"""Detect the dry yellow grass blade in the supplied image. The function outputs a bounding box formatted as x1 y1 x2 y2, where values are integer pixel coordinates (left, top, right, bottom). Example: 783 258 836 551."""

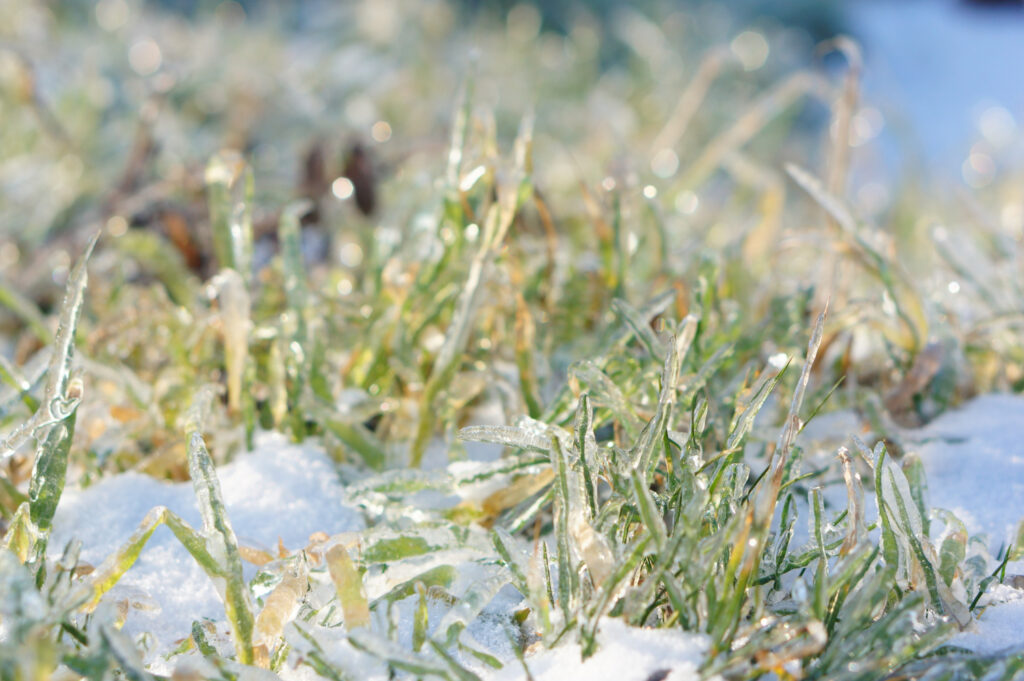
326 544 371 630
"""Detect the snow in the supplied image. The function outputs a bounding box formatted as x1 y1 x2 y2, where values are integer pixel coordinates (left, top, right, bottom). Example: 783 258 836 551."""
789 395 1024 550
956 600 1024 653
911 393 1024 548
951 567 1024 655
486 618 708 681
49 431 365 671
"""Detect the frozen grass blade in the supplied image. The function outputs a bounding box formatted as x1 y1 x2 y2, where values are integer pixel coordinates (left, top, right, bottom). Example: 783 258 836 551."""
611 298 666 359
573 393 599 520
542 290 675 423
568 361 643 437
457 424 554 453
633 318 695 477
26 408 77 559
492 529 531 597
205 151 254 279
837 446 864 555
1 233 96 461
877 449 971 627
373 564 456 606
315 402 388 471
209 268 250 416
347 628 453 678
186 430 256 663
434 571 510 651
810 488 828 621
278 200 312 313
3 236 94 567
326 544 370 630
760 305 827 514
254 561 308 667
550 434 576 618
725 362 785 452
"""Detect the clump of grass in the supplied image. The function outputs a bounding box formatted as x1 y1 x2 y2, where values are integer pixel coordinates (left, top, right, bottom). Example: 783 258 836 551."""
1 2 1023 680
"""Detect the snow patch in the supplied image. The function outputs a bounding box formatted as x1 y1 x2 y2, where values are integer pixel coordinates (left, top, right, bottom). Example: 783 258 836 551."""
913 393 1024 548
487 618 709 681
50 431 364 670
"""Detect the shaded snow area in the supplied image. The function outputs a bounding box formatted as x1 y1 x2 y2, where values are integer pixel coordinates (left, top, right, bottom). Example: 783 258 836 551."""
487 618 707 681
47 395 1024 678
952 571 1024 655
910 395 1024 657
912 393 1024 548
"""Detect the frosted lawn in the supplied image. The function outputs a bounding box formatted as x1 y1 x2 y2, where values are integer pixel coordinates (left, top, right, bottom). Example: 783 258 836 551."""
46 396 1024 679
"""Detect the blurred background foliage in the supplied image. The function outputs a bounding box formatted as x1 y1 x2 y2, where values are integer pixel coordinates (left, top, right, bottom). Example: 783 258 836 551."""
0 0 1022 474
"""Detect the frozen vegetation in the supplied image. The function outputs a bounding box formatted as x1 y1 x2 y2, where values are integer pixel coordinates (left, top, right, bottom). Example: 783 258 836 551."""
1 1 1024 680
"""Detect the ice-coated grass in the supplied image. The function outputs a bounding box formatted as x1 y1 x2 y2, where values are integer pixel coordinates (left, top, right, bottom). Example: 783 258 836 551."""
2 2 1024 680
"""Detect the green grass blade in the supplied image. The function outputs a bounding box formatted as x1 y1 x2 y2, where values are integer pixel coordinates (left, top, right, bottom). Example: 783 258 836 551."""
1 232 96 460
550 434 575 616
0 276 53 345
27 408 76 557
113 230 198 305
457 424 553 454
611 298 665 358
205 151 254 278
186 430 255 664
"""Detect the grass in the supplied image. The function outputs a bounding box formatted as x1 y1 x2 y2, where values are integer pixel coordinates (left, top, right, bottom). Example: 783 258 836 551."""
1 2 1024 680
